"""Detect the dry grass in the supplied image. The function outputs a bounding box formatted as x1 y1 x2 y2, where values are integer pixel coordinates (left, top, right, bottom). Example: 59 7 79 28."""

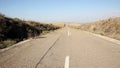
52 23 65 28
0 40 16 49
79 17 120 40
68 23 81 29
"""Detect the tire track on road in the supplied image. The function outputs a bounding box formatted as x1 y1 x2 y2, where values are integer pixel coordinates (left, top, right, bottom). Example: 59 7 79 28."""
35 35 62 68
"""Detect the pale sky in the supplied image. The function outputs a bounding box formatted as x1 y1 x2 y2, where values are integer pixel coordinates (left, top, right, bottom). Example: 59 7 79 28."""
0 0 120 23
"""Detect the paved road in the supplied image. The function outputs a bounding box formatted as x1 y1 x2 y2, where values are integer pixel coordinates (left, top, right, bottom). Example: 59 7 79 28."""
0 27 120 68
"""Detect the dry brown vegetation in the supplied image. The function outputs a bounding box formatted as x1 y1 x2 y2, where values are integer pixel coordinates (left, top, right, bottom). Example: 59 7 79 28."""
79 17 120 40
0 13 60 49
68 23 81 29
52 23 65 28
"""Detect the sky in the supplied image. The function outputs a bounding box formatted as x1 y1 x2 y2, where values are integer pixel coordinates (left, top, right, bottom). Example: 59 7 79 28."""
0 0 120 23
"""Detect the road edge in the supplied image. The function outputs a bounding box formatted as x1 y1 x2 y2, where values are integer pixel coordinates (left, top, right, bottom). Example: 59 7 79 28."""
0 38 32 53
0 29 61 53
83 31 120 45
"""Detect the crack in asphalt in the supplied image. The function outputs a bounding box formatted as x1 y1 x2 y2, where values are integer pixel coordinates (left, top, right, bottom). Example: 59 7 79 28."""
35 35 61 68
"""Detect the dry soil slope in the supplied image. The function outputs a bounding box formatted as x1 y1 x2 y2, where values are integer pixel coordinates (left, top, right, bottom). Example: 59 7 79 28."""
79 17 120 40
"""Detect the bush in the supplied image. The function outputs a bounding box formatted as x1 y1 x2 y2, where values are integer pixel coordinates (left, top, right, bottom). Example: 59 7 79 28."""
0 13 5 17
0 13 60 49
0 40 16 49
0 43 7 49
42 30 50 35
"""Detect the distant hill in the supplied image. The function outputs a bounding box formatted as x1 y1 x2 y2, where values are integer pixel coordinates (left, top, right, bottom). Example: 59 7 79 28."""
79 17 120 40
0 13 60 49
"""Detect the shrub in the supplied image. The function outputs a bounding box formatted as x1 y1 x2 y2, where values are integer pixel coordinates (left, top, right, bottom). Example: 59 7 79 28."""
0 40 16 49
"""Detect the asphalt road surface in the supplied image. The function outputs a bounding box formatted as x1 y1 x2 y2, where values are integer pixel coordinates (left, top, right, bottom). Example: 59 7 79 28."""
0 27 120 68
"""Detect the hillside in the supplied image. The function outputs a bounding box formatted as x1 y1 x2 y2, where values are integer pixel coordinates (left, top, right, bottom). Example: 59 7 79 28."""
79 17 120 40
0 14 60 49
